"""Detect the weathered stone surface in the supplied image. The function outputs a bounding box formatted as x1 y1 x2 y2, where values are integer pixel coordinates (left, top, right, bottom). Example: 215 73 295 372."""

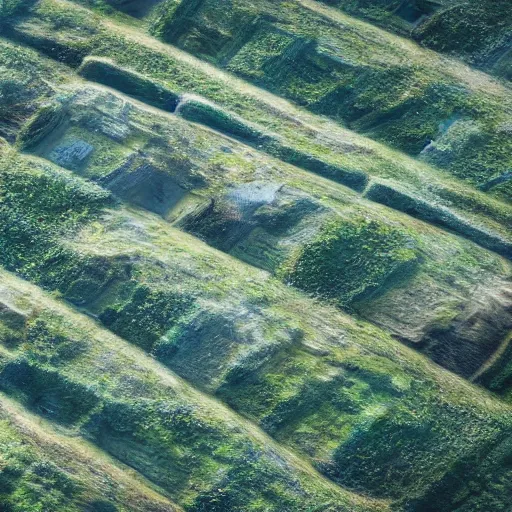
49 139 94 169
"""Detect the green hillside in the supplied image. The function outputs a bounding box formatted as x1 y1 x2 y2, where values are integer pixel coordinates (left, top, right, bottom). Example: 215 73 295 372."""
317 0 512 81
0 0 511 510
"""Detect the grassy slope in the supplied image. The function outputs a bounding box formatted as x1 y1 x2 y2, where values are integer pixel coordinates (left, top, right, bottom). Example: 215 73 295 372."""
0 1 511 511
0 394 182 512
138 0 512 196
315 0 512 79
5 0 512 216
1 6 511 382
7 56 510 382
0 140 511 509
0 270 383 512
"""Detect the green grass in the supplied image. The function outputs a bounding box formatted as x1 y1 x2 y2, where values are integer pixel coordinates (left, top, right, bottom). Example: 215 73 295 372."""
0 146 511 509
4 76 511 383
0 270 387 512
280 216 418 307
315 0 511 81
0 398 182 512
0 3 511 510
147 0 512 194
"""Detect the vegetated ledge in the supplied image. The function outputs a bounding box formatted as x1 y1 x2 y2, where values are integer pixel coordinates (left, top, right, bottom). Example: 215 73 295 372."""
10 81 512 382
78 57 369 192
16 69 509 262
0 393 183 512
0 268 387 512
365 180 512 259
1 144 512 508
313 0 512 81
146 0 512 196
3 3 510 227
176 95 370 191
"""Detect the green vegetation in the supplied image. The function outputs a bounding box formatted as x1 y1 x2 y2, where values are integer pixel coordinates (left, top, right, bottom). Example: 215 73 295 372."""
0 149 112 278
0 398 182 512
0 1 510 510
281 217 418 307
317 0 512 80
0 424 80 512
0 270 388 512
177 97 268 143
79 57 180 111
3 74 511 383
365 181 512 258
100 285 196 351
5 0 511 209
0 145 510 509
0 0 34 19
414 0 512 79
148 0 512 194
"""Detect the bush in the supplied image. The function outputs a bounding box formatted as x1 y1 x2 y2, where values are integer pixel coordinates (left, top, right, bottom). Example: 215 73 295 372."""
79 58 180 112
178 98 268 144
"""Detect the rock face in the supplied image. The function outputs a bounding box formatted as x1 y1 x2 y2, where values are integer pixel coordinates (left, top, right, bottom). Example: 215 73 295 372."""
49 139 94 169
101 161 188 216
0 1 511 511
362 278 512 378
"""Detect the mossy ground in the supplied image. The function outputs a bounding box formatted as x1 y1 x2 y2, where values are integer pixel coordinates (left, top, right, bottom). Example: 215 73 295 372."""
0 142 511 509
315 0 512 80
280 216 418 307
0 1 510 510
2 67 510 383
0 395 182 512
146 0 512 196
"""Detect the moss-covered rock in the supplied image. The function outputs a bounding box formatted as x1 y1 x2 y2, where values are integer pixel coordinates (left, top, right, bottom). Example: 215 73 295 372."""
0 5 511 510
0 397 182 512
100 285 195 351
177 96 268 143
79 57 180 111
413 0 512 78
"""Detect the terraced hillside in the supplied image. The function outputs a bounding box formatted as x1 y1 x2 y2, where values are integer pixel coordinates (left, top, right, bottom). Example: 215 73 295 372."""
0 0 511 510
316 0 512 81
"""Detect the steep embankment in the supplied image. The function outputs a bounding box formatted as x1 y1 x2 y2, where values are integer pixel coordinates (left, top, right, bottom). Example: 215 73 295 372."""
314 0 512 81
0 1 511 511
